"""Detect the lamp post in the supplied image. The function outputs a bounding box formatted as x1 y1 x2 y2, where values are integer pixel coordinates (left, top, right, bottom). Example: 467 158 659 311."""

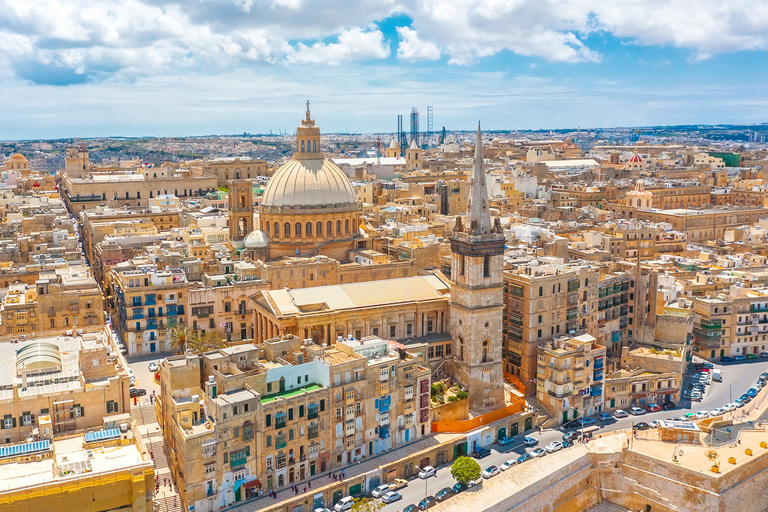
414 466 428 502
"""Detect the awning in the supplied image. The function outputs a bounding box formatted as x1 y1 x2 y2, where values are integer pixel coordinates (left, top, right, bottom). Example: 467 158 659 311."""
244 478 261 489
234 480 244 493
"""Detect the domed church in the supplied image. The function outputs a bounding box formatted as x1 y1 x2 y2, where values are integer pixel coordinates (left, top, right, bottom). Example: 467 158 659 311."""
242 104 362 262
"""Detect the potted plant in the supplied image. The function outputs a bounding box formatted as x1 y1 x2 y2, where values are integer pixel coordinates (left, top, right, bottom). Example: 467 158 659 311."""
706 448 720 473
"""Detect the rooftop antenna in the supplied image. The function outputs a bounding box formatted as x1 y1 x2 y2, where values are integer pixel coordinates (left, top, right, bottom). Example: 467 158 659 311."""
376 136 381 165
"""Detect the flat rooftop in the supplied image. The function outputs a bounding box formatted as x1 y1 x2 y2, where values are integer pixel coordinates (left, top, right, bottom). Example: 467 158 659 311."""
261 383 323 404
0 432 147 492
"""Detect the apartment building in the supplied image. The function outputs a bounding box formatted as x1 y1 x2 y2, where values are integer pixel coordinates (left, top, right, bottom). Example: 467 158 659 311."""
0 328 130 444
536 333 606 424
158 335 429 512
604 346 684 410
108 264 191 354
596 273 631 356
503 263 599 394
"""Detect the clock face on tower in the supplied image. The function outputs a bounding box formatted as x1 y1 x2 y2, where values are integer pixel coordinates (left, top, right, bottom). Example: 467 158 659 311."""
483 292 492 304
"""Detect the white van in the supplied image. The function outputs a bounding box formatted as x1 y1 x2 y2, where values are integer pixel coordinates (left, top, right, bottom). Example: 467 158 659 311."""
334 496 354 512
712 369 722 382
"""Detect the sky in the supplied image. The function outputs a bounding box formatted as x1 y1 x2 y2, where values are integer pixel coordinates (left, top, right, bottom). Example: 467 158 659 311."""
2 0 768 139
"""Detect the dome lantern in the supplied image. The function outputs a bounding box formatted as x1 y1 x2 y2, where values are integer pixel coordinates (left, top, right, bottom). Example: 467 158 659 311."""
295 100 322 159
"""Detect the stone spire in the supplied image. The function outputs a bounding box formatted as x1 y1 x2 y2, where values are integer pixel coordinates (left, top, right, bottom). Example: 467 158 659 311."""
467 122 491 235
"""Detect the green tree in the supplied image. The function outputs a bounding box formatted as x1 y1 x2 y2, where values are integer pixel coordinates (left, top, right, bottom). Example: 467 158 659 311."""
169 324 198 354
189 331 228 353
450 456 481 484
351 497 383 512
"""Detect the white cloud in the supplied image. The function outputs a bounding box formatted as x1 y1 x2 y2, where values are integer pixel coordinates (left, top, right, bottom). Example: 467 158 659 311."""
287 28 390 65
396 27 440 61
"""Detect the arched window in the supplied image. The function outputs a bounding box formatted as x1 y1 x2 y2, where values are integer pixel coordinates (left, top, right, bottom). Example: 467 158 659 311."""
316 222 322 235
274 222 279 236
239 195 246 208
295 222 301 236
459 337 464 361
306 222 312 235
482 340 489 363
327 221 332 235
345 219 349 233
301 140 305 152
483 255 490 278
265 223 270 234
336 220 341 234
284 222 291 236
313 140 317 153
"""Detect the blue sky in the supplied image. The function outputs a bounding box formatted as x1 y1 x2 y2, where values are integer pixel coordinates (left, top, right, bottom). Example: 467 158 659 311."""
1 0 768 139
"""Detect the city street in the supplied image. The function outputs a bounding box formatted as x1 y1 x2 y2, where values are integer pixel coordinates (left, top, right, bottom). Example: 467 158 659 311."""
379 358 768 512
127 352 163 406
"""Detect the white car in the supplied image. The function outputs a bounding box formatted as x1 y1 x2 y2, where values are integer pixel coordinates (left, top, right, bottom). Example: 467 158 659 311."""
371 485 391 498
148 362 159 372
649 420 659 428
531 447 547 458
381 491 402 504
709 408 724 417
696 411 709 419
723 403 736 412
418 466 436 479
482 465 500 479
630 407 646 416
522 436 538 446
545 441 563 453
500 458 517 471
613 409 629 419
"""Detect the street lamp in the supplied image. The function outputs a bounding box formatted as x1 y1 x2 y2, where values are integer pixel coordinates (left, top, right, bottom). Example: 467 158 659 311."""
414 466 429 501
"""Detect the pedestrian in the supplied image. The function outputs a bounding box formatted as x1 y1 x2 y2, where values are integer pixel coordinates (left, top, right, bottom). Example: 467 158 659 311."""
303 486 307 493
294 487 299 496
308 481 311 489
341 469 345 478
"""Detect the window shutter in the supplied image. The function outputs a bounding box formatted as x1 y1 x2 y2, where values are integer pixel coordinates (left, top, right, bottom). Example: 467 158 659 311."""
320 399 325 411
80 407 85 417
375 398 379 409
246 446 250 456
288 408 293 421
299 405 304 417
31 414 35 424
70 410 74 419
265 414 271 427
12 417 16 428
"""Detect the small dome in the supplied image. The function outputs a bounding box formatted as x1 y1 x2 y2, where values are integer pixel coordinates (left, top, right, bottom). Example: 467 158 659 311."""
8 153 28 162
243 230 269 248
262 159 356 209
628 154 643 162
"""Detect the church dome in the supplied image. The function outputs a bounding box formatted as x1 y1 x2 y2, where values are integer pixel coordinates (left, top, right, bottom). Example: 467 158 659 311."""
243 229 269 248
261 158 356 209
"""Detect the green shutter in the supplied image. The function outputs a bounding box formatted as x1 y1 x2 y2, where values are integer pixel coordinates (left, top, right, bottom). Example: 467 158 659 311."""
40 408 49 415
299 405 304 417
320 399 325 411
288 408 293 421
246 445 250 457
223 452 229 463
11 417 16 428
265 414 271 427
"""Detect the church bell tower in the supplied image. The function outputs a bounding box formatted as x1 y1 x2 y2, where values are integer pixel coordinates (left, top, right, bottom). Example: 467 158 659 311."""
449 124 506 410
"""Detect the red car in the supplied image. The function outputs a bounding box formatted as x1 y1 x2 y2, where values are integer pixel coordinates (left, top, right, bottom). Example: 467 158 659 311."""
646 403 662 412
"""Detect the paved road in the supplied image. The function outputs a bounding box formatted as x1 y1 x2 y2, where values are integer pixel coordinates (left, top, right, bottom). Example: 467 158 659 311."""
127 352 163 406
379 358 768 512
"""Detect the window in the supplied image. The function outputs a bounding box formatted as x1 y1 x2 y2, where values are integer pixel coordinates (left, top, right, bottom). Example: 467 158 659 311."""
106 401 118 413
345 220 349 233
21 411 31 426
295 222 302 236
306 222 312 235
205 463 215 476
274 222 279 235
427 319 434 332
356 402 362 413
407 323 413 336
2 415 13 429
390 325 396 338
483 255 490 278
72 404 83 418
373 327 379 337
327 221 332 235
336 220 341 234
539 286 543 297
435 345 444 357
284 223 291 235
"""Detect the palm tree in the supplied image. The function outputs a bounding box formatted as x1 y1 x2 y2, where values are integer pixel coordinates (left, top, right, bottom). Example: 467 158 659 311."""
170 324 198 354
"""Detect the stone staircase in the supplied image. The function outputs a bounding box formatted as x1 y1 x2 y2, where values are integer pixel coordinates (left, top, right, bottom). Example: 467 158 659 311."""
139 425 184 512
619 473 679 511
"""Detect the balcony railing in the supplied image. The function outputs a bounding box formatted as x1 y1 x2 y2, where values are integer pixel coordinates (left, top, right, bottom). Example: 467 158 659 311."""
547 389 573 398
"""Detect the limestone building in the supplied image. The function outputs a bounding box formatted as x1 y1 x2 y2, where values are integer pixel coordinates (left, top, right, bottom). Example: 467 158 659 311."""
448 125 506 410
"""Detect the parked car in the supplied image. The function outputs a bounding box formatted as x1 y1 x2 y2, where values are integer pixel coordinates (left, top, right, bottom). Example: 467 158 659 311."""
418 466 436 479
761 372 768 380
630 407 646 416
335 497 355 512
680 413 696 421
500 458 517 471
710 408 725 417
696 411 710 419
531 447 547 458
723 403 736 412
382 492 403 504
649 420 659 428
403 505 418 512
545 441 564 453
522 436 538 446
517 452 533 464
598 412 613 422
721 356 735 363
482 465 500 479
147 361 159 372
746 353 758 360
314 508 332 512
633 422 650 431
662 402 677 410
417 497 436 510
451 482 467 494
646 403 662 412
735 355 746 361
372 485 392 498
562 432 577 443
748 387 759 398
389 479 408 491
761 352 768 358
472 447 491 459
434 488 454 502
130 388 147 398
613 409 629 419
497 436 515 446
561 439 573 448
